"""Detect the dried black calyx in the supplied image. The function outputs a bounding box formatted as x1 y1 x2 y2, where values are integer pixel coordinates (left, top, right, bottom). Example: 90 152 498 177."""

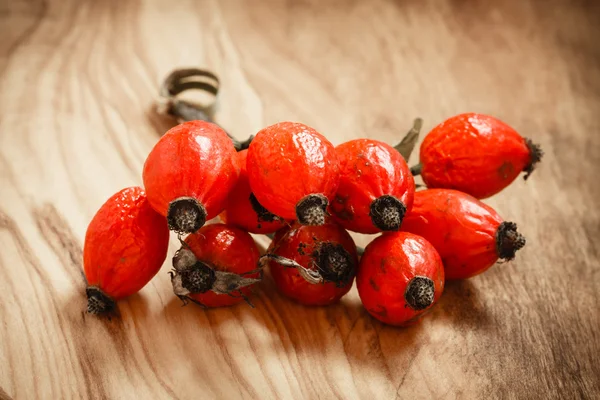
369 195 407 231
404 276 435 311
496 221 526 260
296 194 328 226
312 242 356 287
171 247 216 293
86 286 116 315
180 262 216 293
249 193 279 222
167 197 207 234
170 246 262 305
523 138 544 180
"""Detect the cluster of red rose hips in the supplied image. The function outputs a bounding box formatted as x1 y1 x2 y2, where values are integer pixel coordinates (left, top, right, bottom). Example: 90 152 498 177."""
83 112 542 326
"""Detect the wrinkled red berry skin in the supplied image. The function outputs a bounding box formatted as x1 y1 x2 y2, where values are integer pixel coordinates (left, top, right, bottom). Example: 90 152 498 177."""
220 150 287 234
401 189 504 280
267 222 358 306
247 122 340 220
357 232 444 326
420 113 531 199
143 120 239 219
332 139 415 233
83 187 170 299
186 224 261 307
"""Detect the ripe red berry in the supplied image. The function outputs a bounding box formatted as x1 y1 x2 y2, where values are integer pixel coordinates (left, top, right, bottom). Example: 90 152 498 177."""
419 113 543 199
84 187 170 314
357 232 444 326
401 189 526 280
264 222 358 306
247 122 340 225
170 224 261 307
331 139 415 233
220 150 287 234
143 120 239 233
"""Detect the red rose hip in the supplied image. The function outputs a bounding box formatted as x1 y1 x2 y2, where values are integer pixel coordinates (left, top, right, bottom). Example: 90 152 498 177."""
401 189 526 280
220 150 287 234
264 222 358 306
84 187 170 314
143 120 239 233
418 113 543 199
170 224 261 307
357 232 445 326
331 139 415 233
247 122 340 225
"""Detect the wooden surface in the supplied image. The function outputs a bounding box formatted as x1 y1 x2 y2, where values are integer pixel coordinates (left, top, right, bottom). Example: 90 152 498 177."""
1 0 599 399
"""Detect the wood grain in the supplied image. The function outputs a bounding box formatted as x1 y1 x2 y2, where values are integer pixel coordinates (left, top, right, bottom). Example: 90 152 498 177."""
1 0 599 398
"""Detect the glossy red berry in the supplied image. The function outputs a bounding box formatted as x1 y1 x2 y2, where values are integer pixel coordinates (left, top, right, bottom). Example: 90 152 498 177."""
220 150 287 234
84 187 170 314
170 224 261 308
143 120 239 233
357 232 444 326
264 222 358 306
247 122 340 225
401 189 526 280
331 139 415 233
419 113 543 199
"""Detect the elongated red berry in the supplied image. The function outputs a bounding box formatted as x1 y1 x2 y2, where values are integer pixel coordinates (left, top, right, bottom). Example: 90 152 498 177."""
220 150 287 234
247 122 340 225
357 232 444 326
84 187 170 314
401 189 526 280
264 222 358 306
331 139 415 233
143 120 239 233
170 224 261 308
419 113 543 199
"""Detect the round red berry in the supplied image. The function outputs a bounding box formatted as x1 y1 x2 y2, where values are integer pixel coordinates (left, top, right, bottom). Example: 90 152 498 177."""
331 139 415 233
357 232 444 326
247 122 340 225
170 223 261 308
265 222 358 306
143 120 239 233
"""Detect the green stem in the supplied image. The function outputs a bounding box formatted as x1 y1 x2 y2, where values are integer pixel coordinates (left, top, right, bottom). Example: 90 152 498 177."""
393 118 423 162
410 163 422 176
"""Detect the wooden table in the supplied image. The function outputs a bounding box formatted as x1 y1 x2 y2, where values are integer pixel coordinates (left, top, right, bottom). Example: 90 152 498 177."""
1 0 599 398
